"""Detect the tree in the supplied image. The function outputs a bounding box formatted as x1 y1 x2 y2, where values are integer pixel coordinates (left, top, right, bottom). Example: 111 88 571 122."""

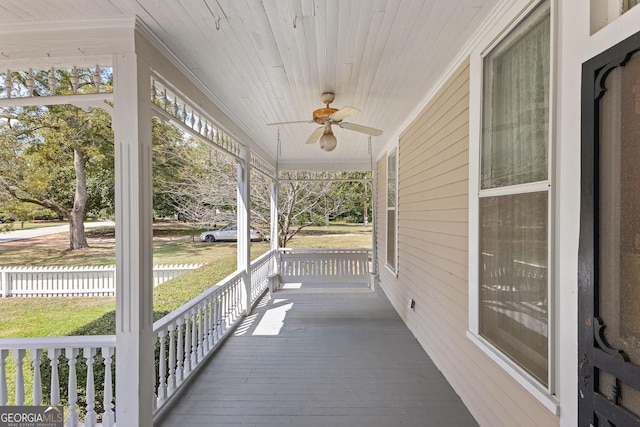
1 104 114 248
157 140 238 228
0 198 57 229
0 68 115 249
250 172 348 247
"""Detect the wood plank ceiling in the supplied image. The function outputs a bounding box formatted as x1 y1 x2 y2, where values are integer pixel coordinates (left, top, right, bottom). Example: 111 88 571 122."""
0 0 498 170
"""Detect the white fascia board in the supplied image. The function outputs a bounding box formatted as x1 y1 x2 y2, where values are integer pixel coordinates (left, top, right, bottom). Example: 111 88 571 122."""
0 17 135 68
133 18 276 168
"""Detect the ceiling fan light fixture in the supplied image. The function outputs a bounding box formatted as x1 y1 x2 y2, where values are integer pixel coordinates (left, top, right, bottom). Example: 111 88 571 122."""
320 128 337 152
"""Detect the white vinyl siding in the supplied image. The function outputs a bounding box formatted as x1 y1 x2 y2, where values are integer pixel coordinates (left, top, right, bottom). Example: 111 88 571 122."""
378 59 559 426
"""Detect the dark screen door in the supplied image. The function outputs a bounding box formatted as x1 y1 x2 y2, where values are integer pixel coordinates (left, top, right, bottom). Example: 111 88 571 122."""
579 32 640 426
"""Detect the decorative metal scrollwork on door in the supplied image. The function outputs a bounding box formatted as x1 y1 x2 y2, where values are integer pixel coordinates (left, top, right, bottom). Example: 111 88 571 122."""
579 31 640 427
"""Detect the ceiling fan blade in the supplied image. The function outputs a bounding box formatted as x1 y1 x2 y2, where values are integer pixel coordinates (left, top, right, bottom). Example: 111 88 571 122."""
305 126 324 144
267 120 314 126
329 106 360 122
338 122 383 136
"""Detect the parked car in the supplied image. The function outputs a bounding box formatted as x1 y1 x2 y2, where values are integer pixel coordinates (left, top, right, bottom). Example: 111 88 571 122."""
199 225 263 242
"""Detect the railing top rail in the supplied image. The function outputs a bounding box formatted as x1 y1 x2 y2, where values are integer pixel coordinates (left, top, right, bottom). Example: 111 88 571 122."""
0 335 115 349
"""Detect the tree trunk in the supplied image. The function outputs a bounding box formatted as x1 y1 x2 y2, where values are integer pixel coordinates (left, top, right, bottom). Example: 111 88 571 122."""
69 148 89 249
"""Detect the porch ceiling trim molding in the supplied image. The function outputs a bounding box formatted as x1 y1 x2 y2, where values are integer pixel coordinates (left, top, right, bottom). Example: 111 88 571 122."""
132 17 276 168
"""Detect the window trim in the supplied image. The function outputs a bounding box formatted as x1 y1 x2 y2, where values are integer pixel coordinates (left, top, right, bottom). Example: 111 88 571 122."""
386 148 398 274
467 0 559 414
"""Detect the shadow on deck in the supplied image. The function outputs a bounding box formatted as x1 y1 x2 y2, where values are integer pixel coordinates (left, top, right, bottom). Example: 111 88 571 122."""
155 282 478 427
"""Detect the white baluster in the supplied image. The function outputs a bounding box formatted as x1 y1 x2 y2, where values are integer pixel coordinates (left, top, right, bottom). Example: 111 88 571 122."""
25 69 35 96
0 350 8 405
152 346 157 412
197 304 204 360
206 300 213 350
167 324 176 393
233 282 239 320
235 281 241 319
157 331 167 405
190 309 198 367
227 286 233 326
227 281 238 320
47 348 61 405
183 314 191 377
12 349 25 405
29 348 43 405
175 319 184 384
4 70 12 98
65 348 79 427
48 67 58 95
101 347 114 427
213 292 221 343
216 292 222 342
221 289 227 331
162 89 168 110
83 348 97 427
70 66 79 94
92 65 101 92
151 79 156 102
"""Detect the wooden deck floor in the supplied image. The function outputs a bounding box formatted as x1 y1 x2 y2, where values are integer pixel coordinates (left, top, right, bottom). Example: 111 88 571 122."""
155 283 478 427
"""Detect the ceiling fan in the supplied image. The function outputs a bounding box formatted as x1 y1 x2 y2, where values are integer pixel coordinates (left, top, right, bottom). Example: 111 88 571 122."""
267 92 383 152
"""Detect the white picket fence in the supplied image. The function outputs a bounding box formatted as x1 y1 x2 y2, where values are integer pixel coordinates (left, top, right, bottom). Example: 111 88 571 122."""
0 264 202 298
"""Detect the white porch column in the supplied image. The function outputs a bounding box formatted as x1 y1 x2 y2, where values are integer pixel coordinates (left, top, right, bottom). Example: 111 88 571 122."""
113 53 154 427
370 172 378 291
237 147 251 314
270 179 279 251
270 179 279 283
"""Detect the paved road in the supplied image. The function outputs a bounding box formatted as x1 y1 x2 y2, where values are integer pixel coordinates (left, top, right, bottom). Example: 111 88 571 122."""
0 221 115 243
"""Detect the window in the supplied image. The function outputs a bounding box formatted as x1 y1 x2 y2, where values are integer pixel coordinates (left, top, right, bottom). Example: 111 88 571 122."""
470 0 554 396
386 149 397 272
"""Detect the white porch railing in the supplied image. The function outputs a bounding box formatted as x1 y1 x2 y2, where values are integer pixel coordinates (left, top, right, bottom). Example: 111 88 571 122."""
249 250 272 305
0 336 116 427
276 248 371 288
152 270 243 414
153 249 272 414
0 264 202 298
0 251 273 426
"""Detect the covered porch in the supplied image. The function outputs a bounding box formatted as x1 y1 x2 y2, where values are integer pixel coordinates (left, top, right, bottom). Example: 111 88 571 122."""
0 1 500 426
155 282 477 427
